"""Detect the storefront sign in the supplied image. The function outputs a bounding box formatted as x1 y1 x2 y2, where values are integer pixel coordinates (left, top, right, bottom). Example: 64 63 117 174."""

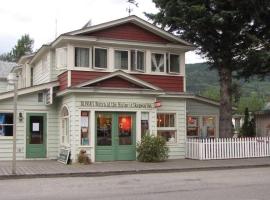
57 148 70 164
80 101 155 109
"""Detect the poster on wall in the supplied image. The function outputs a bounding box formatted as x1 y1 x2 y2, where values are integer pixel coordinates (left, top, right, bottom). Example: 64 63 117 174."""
32 123 40 132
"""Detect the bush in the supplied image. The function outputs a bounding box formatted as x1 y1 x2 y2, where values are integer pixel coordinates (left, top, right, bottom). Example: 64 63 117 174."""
77 149 91 164
136 135 169 162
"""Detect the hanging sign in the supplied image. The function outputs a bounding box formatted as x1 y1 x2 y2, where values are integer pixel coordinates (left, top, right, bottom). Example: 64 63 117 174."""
154 101 162 108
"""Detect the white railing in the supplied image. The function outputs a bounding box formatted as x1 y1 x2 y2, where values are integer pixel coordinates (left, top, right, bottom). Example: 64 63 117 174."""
186 137 270 160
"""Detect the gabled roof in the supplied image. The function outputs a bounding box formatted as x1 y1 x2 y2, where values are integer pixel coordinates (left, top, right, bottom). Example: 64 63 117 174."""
66 15 193 46
75 70 162 91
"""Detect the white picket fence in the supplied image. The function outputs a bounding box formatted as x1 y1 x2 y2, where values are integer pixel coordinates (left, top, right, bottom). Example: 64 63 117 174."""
186 137 270 160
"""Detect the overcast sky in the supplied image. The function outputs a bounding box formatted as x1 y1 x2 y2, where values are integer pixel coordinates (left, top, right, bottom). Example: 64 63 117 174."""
0 0 205 63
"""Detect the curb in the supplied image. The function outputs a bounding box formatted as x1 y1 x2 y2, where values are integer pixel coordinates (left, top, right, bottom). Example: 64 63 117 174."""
1 164 270 180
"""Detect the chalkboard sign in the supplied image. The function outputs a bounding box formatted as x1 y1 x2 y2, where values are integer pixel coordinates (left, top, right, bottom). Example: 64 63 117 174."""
58 148 70 164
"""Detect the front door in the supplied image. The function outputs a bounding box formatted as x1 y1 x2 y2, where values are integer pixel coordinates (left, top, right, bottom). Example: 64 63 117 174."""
95 112 136 161
26 113 47 158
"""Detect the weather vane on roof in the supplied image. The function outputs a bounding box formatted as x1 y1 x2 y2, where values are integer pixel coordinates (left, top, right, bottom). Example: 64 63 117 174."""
126 0 139 16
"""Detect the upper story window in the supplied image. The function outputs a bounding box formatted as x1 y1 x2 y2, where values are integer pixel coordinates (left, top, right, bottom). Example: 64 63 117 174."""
75 47 90 67
151 53 165 73
115 50 128 70
94 47 107 69
168 54 180 73
131 50 145 72
56 47 67 69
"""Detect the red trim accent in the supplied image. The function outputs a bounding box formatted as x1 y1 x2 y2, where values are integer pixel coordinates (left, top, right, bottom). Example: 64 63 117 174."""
68 71 183 92
80 23 170 43
58 71 68 91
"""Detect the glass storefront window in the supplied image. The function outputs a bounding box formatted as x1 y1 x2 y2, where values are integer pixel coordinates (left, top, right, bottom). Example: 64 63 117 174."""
187 116 199 137
203 116 216 137
81 111 90 145
97 114 112 146
157 113 176 143
141 112 149 138
118 115 132 145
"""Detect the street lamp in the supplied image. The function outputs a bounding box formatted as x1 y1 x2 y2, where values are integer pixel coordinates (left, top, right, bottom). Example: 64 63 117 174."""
7 72 19 175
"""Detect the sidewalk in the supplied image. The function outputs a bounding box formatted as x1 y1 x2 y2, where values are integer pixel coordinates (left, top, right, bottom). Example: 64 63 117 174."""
1 158 270 179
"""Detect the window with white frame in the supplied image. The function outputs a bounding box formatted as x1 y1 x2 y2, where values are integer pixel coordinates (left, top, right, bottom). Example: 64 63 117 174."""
94 47 107 68
0 113 13 137
61 106 69 145
151 53 165 72
157 113 176 143
168 54 180 73
187 116 199 137
81 111 90 145
141 112 149 139
115 50 128 70
75 47 90 67
131 50 145 72
56 47 67 69
203 116 216 137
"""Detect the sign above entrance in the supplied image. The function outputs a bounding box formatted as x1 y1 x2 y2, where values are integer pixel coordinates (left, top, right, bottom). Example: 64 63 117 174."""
80 101 155 109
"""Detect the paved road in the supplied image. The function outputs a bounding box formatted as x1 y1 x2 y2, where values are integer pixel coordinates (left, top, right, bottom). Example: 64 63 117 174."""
1 167 270 200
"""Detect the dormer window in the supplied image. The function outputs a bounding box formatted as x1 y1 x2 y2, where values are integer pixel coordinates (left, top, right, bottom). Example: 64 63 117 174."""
94 47 107 69
131 50 145 72
75 47 90 67
168 54 180 73
115 50 128 70
151 53 165 73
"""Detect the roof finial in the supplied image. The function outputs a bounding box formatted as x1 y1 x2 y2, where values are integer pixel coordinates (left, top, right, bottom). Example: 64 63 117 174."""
126 0 138 16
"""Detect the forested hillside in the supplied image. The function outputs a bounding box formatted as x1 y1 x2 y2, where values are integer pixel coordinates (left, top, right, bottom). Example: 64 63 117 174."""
186 63 270 98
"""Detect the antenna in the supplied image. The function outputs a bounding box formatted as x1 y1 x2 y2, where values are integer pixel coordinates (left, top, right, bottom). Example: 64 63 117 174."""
126 0 138 16
55 18 58 38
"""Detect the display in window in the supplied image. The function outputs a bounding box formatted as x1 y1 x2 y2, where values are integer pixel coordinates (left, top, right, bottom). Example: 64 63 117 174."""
81 111 90 145
203 116 216 137
0 113 13 136
157 130 176 143
97 114 112 146
141 112 149 138
118 116 132 145
187 116 199 137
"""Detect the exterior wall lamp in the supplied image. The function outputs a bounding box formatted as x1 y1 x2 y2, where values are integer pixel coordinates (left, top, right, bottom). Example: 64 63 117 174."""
19 112 23 122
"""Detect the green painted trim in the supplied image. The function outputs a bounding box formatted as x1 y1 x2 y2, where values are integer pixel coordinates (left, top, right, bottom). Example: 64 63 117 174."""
26 113 47 158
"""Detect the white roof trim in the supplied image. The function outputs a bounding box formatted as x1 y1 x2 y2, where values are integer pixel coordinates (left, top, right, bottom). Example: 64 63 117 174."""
57 87 165 97
0 81 59 101
75 70 163 91
67 15 193 46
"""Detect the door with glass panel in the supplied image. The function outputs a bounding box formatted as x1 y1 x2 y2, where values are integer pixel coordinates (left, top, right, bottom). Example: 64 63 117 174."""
95 112 136 161
26 113 47 158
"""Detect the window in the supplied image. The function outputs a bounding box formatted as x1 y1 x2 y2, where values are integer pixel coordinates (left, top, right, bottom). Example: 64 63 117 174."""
141 112 149 138
75 47 90 67
131 50 145 72
157 113 176 143
187 116 199 137
61 106 69 145
168 54 180 73
81 111 90 145
94 48 107 68
30 67 33 86
203 116 216 137
38 93 44 103
0 113 13 137
115 50 128 70
56 47 67 69
151 53 165 72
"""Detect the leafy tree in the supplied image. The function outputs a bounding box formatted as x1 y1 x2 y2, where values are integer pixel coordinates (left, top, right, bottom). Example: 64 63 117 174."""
0 34 34 62
201 86 220 101
237 92 266 114
147 0 270 137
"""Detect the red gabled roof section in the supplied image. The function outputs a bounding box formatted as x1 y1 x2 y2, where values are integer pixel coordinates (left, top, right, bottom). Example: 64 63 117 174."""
78 22 170 43
83 76 146 89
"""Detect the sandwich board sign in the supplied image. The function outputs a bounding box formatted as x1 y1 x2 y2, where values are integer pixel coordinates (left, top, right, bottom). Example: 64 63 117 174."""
58 148 70 164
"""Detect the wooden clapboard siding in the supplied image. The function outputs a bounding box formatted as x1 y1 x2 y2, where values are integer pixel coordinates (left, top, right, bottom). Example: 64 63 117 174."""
80 23 170 43
66 71 184 92
89 77 145 88
58 71 69 91
156 98 186 159
33 53 50 85
0 92 59 160
187 99 219 116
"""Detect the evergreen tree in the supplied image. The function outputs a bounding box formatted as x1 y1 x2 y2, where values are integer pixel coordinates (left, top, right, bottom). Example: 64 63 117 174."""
147 0 270 137
0 34 34 62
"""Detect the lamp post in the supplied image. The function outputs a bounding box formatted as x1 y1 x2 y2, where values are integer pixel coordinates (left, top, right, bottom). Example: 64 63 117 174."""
7 72 19 175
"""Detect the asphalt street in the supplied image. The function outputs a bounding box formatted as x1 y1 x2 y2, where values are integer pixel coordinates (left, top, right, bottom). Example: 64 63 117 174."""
1 167 270 200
